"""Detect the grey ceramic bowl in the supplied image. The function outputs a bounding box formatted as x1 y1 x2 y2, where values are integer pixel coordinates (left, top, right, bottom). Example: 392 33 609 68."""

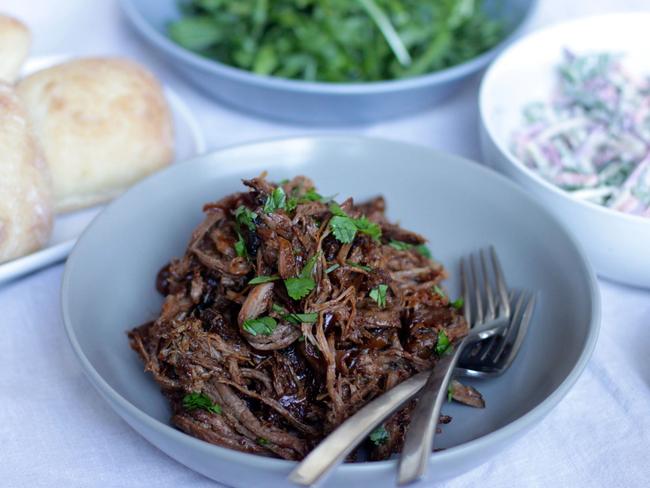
119 0 536 124
62 136 599 487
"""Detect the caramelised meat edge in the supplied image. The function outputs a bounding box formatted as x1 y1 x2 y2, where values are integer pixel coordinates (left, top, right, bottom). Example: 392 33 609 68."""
128 174 470 461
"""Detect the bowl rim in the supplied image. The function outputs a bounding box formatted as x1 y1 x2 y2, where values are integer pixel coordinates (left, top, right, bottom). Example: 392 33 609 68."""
61 134 600 476
479 12 650 226
119 0 538 95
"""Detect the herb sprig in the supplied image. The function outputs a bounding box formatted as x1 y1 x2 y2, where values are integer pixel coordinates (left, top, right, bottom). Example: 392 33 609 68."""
369 284 389 308
242 316 277 336
328 203 381 244
183 392 222 415
284 253 319 300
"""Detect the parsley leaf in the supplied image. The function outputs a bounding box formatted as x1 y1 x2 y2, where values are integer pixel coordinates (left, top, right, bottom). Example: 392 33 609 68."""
447 383 454 403
451 297 465 310
354 216 381 241
369 425 389 445
183 392 222 415
286 196 298 213
325 263 340 274
347 261 372 272
272 304 318 324
389 240 413 251
234 206 257 232
257 437 269 446
435 330 451 355
369 284 388 308
300 253 319 278
328 203 382 243
285 277 315 300
330 215 358 243
234 233 247 258
242 316 277 336
433 285 446 299
248 275 280 285
416 244 432 259
389 240 432 259
302 188 323 202
284 253 319 300
263 187 287 213
329 202 347 217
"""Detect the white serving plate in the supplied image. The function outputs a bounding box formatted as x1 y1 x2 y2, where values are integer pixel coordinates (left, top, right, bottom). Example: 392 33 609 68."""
0 54 205 286
479 13 650 288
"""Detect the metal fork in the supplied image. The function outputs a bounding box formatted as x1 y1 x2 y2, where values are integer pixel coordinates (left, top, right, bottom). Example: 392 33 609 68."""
289 248 535 487
396 247 513 485
457 290 536 379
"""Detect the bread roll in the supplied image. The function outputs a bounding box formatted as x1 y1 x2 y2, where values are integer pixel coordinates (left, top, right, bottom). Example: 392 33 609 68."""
0 14 30 83
16 58 174 212
0 83 53 263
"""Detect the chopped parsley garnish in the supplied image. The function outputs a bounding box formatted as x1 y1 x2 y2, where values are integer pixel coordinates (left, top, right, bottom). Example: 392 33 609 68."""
369 284 388 308
388 240 413 251
328 202 382 243
325 263 340 274
447 383 454 403
286 187 327 212
347 261 372 272
182 392 222 415
416 244 432 259
257 437 270 446
242 316 277 336
369 425 389 445
388 240 432 259
284 253 319 300
263 187 287 213
285 196 299 213
285 278 315 301
302 188 324 202
234 206 257 231
330 215 358 243
354 216 382 241
435 330 451 355
234 233 247 258
248 275 280 285
451 297 465 310
272 304 318 324
433 285 446 299
329 202 346 216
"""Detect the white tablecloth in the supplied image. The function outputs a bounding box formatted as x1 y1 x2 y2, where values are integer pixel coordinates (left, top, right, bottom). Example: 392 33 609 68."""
1 1 649 486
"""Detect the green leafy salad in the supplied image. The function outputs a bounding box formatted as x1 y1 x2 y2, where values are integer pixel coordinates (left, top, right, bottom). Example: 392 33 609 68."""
168 0 504 82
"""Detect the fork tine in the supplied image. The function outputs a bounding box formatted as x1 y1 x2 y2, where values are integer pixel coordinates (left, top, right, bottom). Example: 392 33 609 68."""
478 291 515 362
495 293 536 369
460 257 472 326
490 246 510 318
470 254 483 325
481 248 496 321
491 291 526 363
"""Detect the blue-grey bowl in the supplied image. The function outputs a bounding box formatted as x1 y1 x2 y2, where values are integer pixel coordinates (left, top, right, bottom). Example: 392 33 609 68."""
62 136 598 487
119 0 537 124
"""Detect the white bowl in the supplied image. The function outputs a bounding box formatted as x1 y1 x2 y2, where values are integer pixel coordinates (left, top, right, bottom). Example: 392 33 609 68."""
479 13 650 288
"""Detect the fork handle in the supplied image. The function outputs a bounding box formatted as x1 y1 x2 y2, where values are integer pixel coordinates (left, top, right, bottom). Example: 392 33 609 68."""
397 341 466 485
289 370 429 486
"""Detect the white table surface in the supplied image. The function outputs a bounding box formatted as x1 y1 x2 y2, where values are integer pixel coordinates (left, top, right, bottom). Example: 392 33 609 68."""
1 1 649 487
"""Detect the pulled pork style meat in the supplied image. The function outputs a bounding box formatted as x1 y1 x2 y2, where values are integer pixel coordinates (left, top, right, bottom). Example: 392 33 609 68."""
128 175 471 461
